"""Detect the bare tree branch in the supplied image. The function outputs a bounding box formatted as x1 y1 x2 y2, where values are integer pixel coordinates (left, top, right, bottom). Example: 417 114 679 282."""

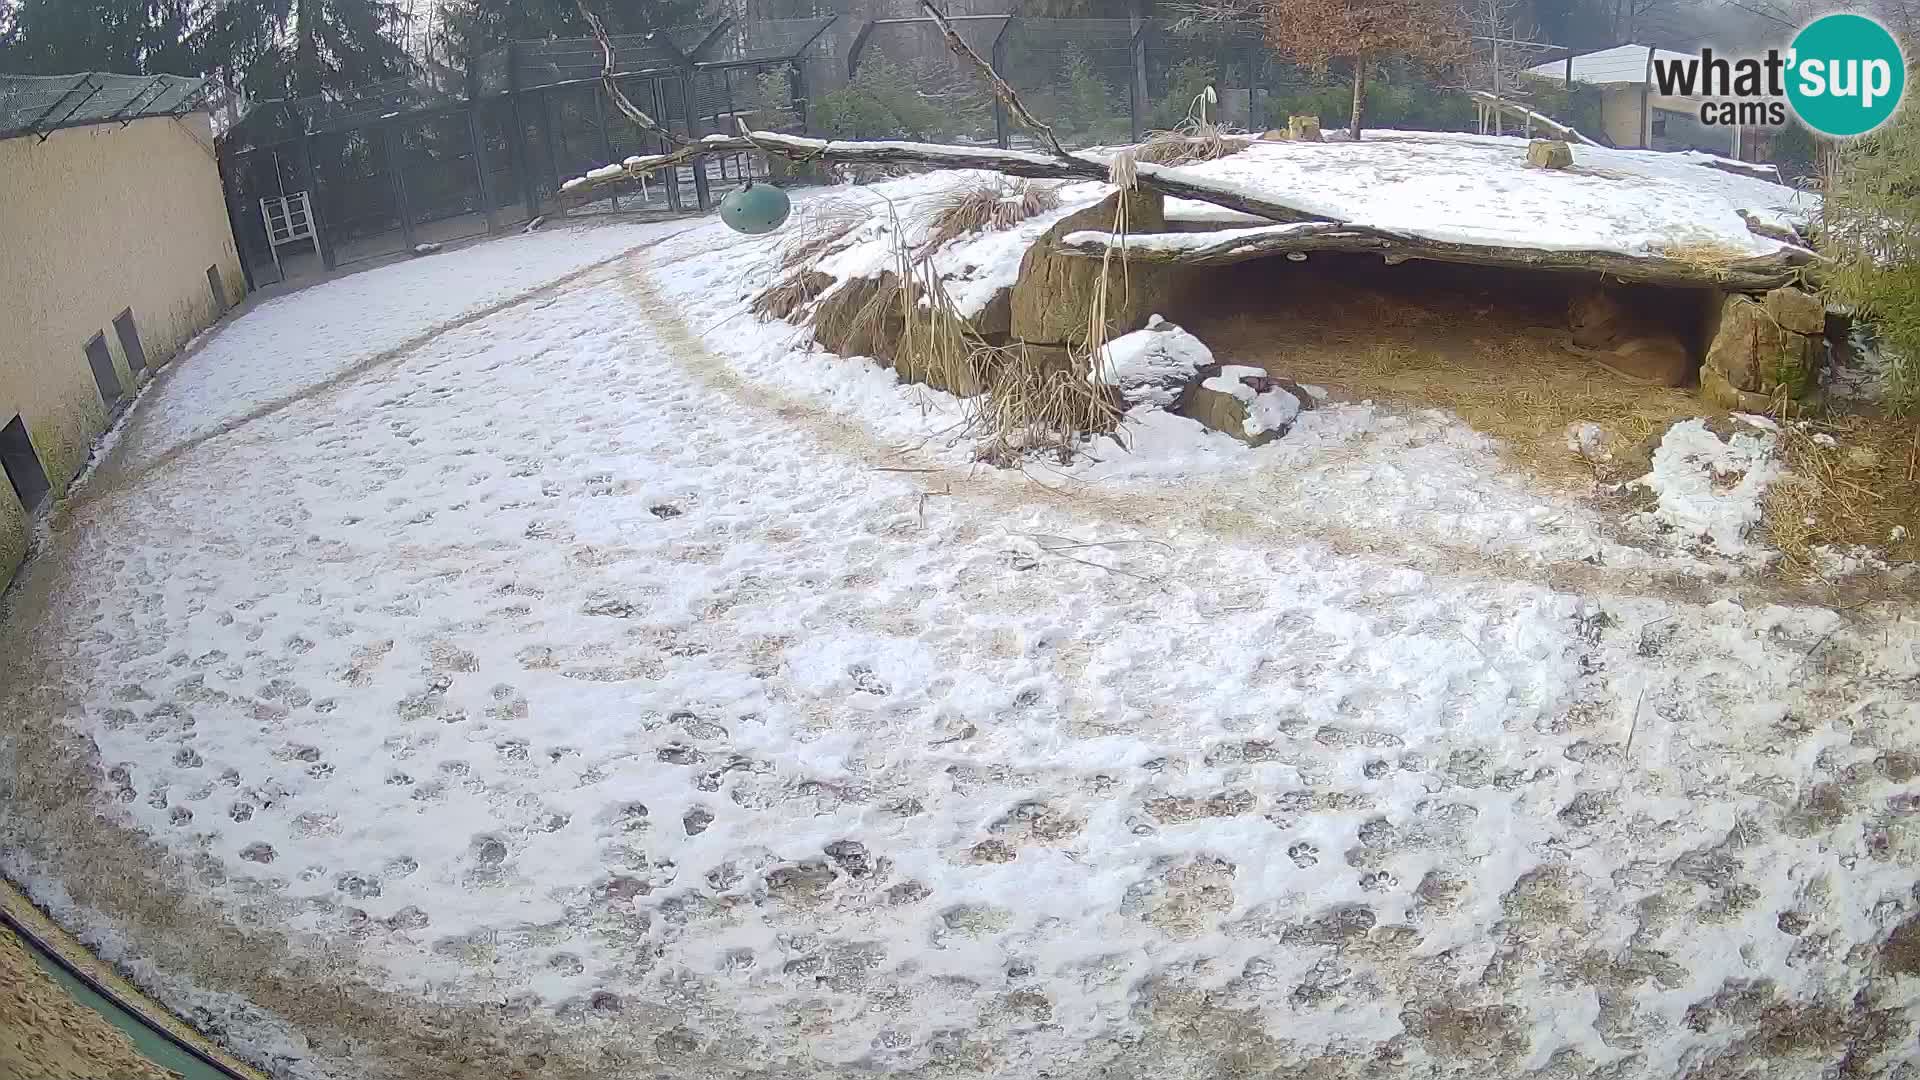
915 0 1072 162
557 131 1339 224
576 0 686 146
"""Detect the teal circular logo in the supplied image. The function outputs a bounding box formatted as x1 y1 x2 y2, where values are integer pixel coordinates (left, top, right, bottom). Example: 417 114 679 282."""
1786 14 1906 137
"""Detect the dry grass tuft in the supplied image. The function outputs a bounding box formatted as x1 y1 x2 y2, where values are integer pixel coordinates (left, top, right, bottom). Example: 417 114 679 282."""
748 197 871 324
750 270 834 322
1764 412 1920 578
1654 239 1764 272
919 177 1062 254
776 197 869 274
974 342 1125 465
1134 121 1253 167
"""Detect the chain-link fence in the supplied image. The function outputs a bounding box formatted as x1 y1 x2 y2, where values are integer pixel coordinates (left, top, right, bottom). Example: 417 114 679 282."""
216 15 1600 288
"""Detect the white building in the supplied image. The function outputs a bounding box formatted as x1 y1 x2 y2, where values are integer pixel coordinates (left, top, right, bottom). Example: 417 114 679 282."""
1523 43 1739 155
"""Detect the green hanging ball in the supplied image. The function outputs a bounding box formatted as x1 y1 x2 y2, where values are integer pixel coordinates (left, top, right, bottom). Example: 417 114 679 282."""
719 181 792 235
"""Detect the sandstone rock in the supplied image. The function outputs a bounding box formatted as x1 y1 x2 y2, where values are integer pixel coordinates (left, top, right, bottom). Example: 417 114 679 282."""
1764 286 1825 335
1526 140 1573 169
812 273 903 361
1011 189 1170 348
1700 365 1778 413
811 273 982 396
1176 364 1314 446
1704 292 1819 398
970 287 1012 339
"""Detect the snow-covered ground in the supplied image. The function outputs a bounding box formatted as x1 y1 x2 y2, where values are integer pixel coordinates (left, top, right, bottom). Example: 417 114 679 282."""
3 194 1918 1080
113 216 701 468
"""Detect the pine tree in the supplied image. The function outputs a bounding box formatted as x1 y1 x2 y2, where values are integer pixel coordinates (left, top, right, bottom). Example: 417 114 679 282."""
202 0 412 100
0 0 198 75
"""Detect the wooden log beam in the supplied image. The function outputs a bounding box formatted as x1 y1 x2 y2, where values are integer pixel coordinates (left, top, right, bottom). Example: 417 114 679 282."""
1466 91 1602 147
1052 223 1816 291
556 131 1335 224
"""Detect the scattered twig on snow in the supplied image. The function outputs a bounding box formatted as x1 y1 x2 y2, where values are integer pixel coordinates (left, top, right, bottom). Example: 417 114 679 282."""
1625 685 1645 756
874 466 941 473
917 485 951 529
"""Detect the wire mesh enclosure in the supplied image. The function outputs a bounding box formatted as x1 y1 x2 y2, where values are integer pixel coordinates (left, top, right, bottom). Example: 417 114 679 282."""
212 13 1586 290
0 72 209 140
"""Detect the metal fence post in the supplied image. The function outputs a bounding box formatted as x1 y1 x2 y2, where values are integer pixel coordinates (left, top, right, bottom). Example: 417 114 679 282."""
469 103 495 232
384 123 417 250
990 18 1013 149
685 68 712 210
790 61 809 134
594 83 619 211
298 120 336 270
1129 17 1148 141
540 88 566 218
508 41 537 221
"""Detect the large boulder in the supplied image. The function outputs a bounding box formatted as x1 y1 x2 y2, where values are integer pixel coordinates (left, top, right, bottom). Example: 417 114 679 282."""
812 273 905 361
1703 290 1820 399
1526 140 1574 169
1175 364 1315 446
1011 189 1171 348
1764 285 1825 335
810 273 982 396
1090 315 1214 409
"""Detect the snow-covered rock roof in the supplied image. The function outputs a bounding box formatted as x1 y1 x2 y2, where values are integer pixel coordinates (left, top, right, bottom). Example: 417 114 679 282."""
1160 130 1811 259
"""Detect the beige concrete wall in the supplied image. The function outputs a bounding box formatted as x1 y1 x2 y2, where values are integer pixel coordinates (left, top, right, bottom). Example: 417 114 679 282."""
0 112 242 583
1600 87 1647 147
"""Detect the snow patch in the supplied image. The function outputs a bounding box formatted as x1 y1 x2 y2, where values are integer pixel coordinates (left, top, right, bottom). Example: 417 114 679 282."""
1633 418 1781 554
1091 315 1212 408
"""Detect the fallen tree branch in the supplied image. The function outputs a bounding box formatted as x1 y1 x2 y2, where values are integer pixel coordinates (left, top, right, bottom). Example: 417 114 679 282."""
1466 91 1603 147
557 131 1334 223
1053 222 1817 290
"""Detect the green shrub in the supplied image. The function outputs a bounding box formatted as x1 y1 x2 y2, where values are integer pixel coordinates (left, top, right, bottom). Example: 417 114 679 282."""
1058 43 1128 144
740 70 798 132
1149 58 1216 131
1823 83 1920 408
819 54 991 142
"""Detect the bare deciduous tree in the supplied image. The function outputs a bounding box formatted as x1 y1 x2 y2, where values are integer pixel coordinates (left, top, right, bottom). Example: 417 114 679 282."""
1264 0 1469 139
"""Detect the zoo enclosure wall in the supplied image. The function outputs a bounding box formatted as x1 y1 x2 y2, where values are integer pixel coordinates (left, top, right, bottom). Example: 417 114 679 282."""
215 16 1600 290
0 105 244 589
